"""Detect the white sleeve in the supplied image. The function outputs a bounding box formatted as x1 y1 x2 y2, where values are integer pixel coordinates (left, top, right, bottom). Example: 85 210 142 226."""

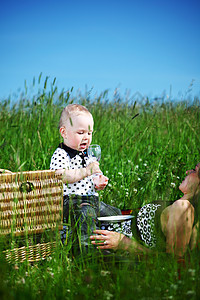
50 148 70 170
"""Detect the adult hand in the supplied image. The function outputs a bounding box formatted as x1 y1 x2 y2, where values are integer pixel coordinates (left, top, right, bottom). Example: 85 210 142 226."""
90 230 125 251
93 174 109 190
90 230 152 254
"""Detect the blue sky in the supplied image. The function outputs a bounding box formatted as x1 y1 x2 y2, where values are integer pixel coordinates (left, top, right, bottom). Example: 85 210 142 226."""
1 0 200 101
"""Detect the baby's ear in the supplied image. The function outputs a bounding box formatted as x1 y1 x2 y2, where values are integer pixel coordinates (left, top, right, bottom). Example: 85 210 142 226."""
60 126 66 138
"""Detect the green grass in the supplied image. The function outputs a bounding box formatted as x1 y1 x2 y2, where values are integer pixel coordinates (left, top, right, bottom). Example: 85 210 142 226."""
0 78 200 299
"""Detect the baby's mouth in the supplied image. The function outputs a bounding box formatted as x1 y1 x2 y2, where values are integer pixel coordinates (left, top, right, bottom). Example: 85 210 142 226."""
80 142 87 149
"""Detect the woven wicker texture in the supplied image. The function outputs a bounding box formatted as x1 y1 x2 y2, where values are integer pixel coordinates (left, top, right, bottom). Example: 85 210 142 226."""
3 241 57 263
0 170 63 262
0 170 63 236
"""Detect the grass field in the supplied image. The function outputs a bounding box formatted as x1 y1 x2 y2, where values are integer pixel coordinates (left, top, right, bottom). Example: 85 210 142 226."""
0 78 200 299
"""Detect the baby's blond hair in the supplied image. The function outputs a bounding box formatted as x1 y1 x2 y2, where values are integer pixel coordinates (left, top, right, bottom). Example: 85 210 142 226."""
59 104 92 128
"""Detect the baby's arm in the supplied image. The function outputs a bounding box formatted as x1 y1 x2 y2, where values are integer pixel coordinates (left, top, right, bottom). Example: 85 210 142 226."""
55 161 102 184
93 174 109 190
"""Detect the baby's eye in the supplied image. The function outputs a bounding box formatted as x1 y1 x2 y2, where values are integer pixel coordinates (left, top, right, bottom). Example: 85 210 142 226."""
88 132 93 135
77 132 84 135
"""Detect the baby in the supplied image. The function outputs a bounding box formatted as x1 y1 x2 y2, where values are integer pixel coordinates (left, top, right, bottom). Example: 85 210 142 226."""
50 104 121 252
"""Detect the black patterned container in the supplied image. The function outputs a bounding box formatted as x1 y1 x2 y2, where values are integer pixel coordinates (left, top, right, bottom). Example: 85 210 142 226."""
98 215 134 237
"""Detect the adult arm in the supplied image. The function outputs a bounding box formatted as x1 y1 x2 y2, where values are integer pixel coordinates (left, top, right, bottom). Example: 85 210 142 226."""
160 200 195 256
190 221 199 250
90 230 151 254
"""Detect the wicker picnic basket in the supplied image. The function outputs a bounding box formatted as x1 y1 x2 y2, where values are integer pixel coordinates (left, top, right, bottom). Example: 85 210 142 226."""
0 170 63 263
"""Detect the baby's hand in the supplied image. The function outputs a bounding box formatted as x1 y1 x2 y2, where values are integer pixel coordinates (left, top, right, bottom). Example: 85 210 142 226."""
86 162 102 176
93 174 109 190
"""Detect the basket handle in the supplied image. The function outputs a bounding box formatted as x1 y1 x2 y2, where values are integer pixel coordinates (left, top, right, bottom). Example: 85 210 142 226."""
19 181 34 193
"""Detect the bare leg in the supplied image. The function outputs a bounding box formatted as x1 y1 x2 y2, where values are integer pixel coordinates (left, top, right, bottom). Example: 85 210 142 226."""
160 200 194 257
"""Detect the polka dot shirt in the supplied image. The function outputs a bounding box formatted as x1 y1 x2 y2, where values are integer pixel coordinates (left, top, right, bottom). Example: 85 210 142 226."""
50 143 98 197
137 203 161 248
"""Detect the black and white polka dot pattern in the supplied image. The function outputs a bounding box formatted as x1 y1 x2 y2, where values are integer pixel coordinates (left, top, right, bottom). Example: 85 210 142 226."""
50 147 98 197
137 203 161 248
100 220 132 237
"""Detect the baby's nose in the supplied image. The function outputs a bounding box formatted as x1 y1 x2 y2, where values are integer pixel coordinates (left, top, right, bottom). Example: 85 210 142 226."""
83 133 88 138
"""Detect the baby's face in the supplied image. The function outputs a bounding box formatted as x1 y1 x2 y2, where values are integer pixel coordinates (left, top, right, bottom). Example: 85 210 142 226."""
61 112 94 151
